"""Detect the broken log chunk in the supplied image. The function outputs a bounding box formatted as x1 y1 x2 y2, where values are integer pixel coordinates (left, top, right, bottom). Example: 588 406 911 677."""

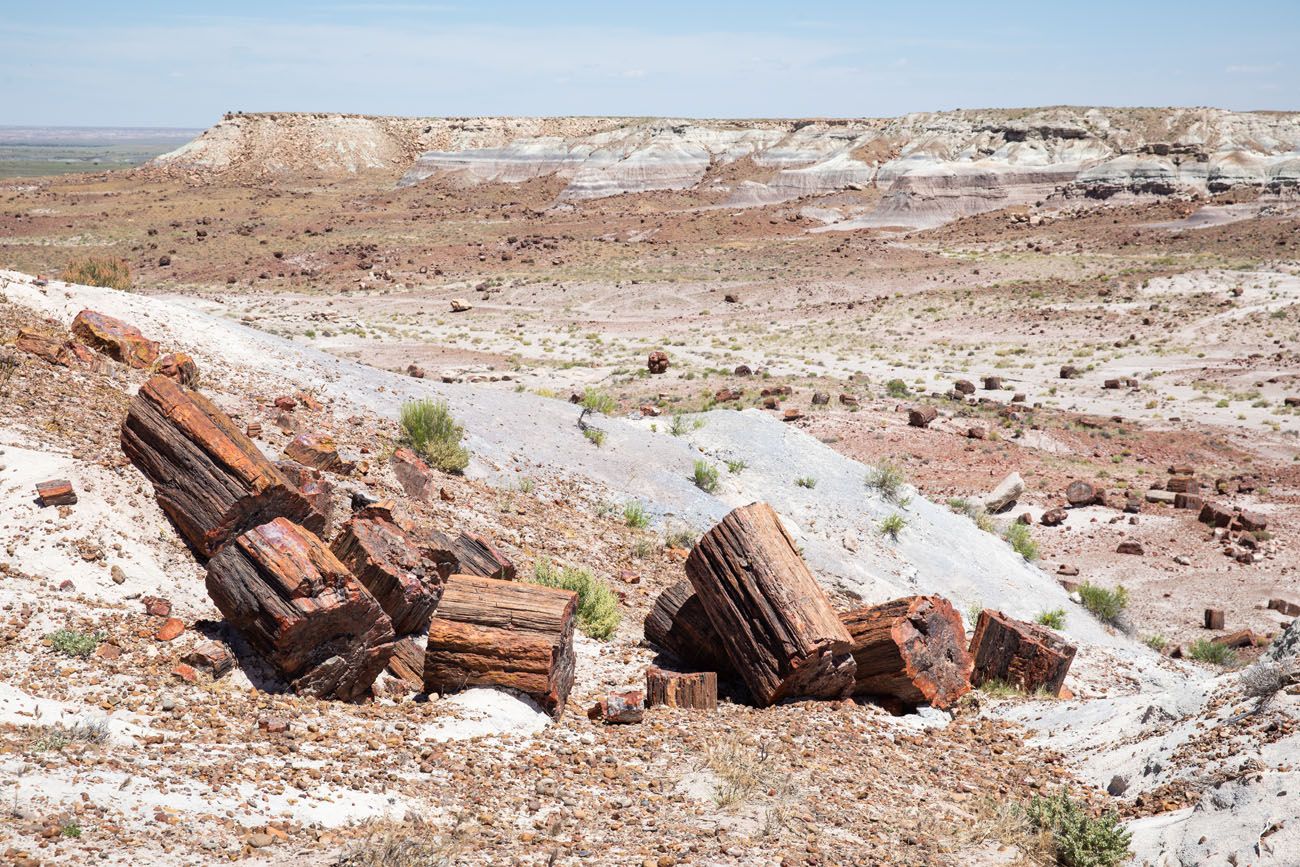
70 309 159 368
907 405 938 428
155 352 200 387
1174 493 1204 511
35 479 77 506
1065 481 1103 507
1199 502 1234 528
645 667 718 710
331 506 442 635
643 580 736 677
1236 511 1268 533
423 573 576 717
1204 609 1225 630
1213 629 1258 648
275 460 334 536
205 517 396 701
420 528 516 580
588 691 645 724
182 640 234 679
16 328 70 366
685 502 855 706
284 432 354 474
390 447 436 500
1267 598 1300 618
840 596 973 710
1166 476 1199 494
387 633 426 687
121 375 323 558
969 610 1076 695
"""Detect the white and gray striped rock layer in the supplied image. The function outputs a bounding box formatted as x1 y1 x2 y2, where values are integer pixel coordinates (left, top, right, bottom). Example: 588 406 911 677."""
154 108 1300 226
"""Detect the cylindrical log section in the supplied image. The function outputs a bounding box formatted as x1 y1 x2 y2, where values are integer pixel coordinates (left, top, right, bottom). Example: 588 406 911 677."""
423 574 576 717
968 609 1076 695
643 580 736 677
645 667 717 710
840 596 973 710
331 507 442 635
685 502 855 706
121 375 323 557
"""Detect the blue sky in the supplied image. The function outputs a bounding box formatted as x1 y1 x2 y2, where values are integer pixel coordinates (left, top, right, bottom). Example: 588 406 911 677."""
3 1 1297 127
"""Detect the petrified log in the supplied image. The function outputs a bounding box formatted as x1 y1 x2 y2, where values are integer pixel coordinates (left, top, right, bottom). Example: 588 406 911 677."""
908 405 938 428
421 528 516 580
840 596 973 710
685 502 855 706
588 691 644 724
387 633 426 687
285 432 354 474
71 309 159 368
331 506 442 635
1213 629 1257 648
1268 598 1300 618
969 610 1076 695
1199 502 1234 528
643 580 736 677
645 667 717 710
391 447 436 500
423 574 576 717
275 460 334 535
1204 608 1225 630
16 328 70 366
206 517 396 701
156 352 200 387
121 375 323 557
1066 481 1102 507
1166 476 1199 494
35 479 77 506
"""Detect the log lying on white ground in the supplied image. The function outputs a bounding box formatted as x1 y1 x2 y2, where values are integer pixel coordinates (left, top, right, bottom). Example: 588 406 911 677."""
968 609 1076 695
840 596 973 710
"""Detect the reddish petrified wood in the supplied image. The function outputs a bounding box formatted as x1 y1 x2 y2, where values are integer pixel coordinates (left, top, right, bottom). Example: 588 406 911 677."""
685 502 855 706
420 528 516 581
645 667 717 710
121 375 323 558
908 405 938 428
35 479 78 506
423 574 577 717
285 432 353 474
1066 481 1102 507
182 640 234 679
156 352 200 387
1268 598 1300 618
390 447 437 500
1204 609 1225 630
969 609 1076 695
1213 629 1258 648
588 691 644 724
387 633 426 687
16 328 69 366
275 460 335 536
71 309 159 368
205 517 396 701
643 580 736 677
1166 476 1199 494
1199 502 1234 528
331 506 442 635
840 596 973 710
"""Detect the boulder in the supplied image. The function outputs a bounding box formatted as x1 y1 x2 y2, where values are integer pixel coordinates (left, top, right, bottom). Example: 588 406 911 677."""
981 472 1025 513
1066 480 1103 507
647 351 670 374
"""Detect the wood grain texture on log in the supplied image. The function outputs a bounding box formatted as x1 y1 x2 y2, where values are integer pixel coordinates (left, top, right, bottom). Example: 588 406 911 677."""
275 460 334 536
331 507 442 635
205 517 396 701
968 609 1076 695
645 667 717 710
423 574 576 717
685 502 855 706
121 375 323 558
840 596 972 710
421 528 516 580
643 580 736 677
388 633 426 687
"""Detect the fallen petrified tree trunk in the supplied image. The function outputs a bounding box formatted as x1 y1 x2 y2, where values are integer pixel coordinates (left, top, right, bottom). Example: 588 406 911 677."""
331 505 442 635
423 574 576 717
421 528 516 580
968 609 1076 695
645 667 717 710
685 502 855 706
643 580 735 677
121 375 323 557
840 596 973 710
205 517 396 701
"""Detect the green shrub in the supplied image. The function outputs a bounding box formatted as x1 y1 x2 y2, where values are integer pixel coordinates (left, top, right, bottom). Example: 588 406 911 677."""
725 458 747 474
866 460 908 504
623 501 649 529
885 378 910 398
1021 790 1131 867
580 388 616 415
583 427 606 447
48 629 103 658
531 558 620 640
664 526 698 550
1078 583 1128 627
669 414 689 437
795 476 817 489
62 256 131 291
1004 523 1038 560
399 399 470 473
1143 634 1168 652
1036 608 1067 629
1189 639 1237 667
61 821 82 839
693 460 719 493
879 512 906 540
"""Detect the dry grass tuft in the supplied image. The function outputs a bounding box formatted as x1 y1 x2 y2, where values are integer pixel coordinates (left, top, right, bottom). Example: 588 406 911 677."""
335 816 476 867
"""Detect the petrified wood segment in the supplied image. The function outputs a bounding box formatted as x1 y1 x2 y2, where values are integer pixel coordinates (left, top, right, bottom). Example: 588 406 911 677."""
275 460 335 536
121 375 323 558
331 506 442 635
645 667 717 710
387 633 426 687
840 596 973 710
968 609 1076 695
71 309 159 368
421 528 516 581
35 479 78 507
643 580 735 677
205 517 396 701
423 574 576 717
684 501 855 706
391 447 436 500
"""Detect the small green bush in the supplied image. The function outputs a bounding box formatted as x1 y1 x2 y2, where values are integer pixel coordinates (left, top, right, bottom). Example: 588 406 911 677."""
1036 608 1067 629
48 629 103 658
399 399 469 473
623 501 649 529
1078 583 1128 627
885 378 910 398
879 512 906 540
583 427 606 447
669 414 689 437
1144 634 1168 652
866 460 908 504
1021 790 1131 867
62 256 131 291
664 526 698 550
580 388 616 415
693 460 719 493
61 820 82 839
1004 523 1038 560
795 476 817 489
1189 639 1237 667
531 558 620 640
725 458 747 474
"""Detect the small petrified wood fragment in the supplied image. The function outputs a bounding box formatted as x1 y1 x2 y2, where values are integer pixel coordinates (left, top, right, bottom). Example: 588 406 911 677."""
421 528 516 581
331 506 442 635
645 667 717 710
71 309 159 368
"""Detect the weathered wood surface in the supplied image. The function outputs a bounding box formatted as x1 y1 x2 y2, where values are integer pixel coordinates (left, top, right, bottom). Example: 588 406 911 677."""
331 506 442 635
35 479 78 507
206 517 396 701
643 580 736 677
421 528 516 580
684 502 855 706
275 460 334 536
121 375 323 557
645 667 717 710
391 447 436 500
968 609 1076 695
423 574 576 716
387 633 426 687
71 309 159 368
840 596 972 710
